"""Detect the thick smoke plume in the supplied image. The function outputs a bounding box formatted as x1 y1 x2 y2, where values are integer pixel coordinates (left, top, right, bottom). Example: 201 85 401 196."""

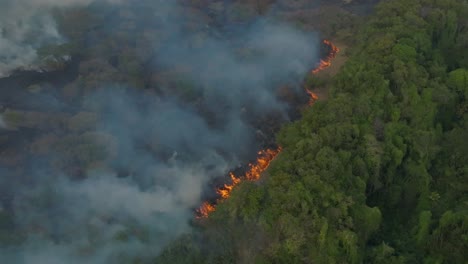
0 0 319 263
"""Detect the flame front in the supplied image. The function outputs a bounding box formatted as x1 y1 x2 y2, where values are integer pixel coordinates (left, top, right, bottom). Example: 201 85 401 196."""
311 39 340 74
305 39 340 105
197 201 215 218
218 173 241 199
245 149 281 181
196 147 281 218
196 40 339 219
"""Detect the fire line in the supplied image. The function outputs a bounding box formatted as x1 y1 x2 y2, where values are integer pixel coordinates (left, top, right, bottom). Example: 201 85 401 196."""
196 40 339 218
196 148 281 218
306 39 340 105
311 39 340 74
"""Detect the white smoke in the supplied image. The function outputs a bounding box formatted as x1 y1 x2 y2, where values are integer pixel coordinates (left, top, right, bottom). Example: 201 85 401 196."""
0 1 320 263
0 0 123 77
0 114 6 129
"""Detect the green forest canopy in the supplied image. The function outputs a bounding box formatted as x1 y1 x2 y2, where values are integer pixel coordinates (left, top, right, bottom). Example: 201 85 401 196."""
157 0 468 263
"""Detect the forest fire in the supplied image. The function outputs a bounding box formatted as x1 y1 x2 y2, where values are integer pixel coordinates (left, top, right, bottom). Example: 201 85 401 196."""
196 40 339 219
218 173 241 199
196 148 281 218
306 39 340 105
197 201 216 218
311 39 340 74
305 89 319 106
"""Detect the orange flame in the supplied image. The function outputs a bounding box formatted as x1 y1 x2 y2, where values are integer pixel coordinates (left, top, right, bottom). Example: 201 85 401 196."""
245 149 281 181
197 201 215 218
196 147 281 218
218 173 241 199
196 40 339 219
305 89 319 106
311 39 340 74
306 39 339 105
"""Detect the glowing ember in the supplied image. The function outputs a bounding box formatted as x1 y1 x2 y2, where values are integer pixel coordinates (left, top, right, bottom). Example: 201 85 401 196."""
196 147 281 218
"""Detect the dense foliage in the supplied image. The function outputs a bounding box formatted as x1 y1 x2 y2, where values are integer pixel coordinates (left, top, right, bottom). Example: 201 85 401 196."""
0 0 466 263
157 0 468 263
0 1 361 263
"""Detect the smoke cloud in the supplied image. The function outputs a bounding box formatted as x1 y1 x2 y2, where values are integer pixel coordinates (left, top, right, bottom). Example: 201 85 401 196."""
0 0 123 77
0 0 319 263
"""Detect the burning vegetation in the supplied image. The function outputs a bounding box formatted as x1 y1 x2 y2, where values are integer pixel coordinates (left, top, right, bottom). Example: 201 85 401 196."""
306 39 340 105
196 40 340 218
305 89 319 106
196 147 281 218
311 39 340 74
